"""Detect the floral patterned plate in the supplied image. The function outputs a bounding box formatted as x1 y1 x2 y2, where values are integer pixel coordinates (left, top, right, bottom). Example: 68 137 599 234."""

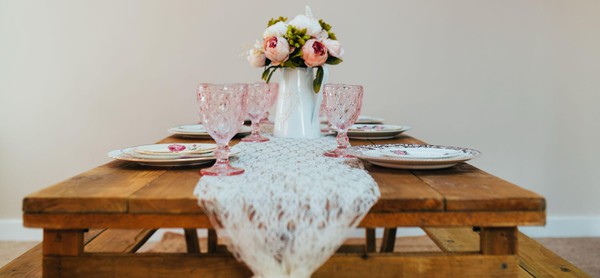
133 143 215 156
108 146 240 167
349 144 480 170
347 124 411 140
168 124 252 139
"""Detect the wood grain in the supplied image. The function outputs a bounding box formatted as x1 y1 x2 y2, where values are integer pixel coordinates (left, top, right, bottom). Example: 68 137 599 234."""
84 229 156 253
23 162 166 213
518 233 590 277
24 210 545 229
481 227 518 255
42 230 83 256
425 227 590 277
0 229 105 278
42 253 518 277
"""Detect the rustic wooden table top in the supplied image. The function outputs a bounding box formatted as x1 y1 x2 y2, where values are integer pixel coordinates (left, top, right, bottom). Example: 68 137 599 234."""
22 134 546 230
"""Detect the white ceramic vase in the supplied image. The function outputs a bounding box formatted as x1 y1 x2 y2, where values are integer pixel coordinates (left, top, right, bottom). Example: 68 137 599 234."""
273 67 329 138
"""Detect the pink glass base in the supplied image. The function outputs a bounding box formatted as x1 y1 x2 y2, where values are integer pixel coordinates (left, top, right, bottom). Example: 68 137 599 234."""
323 148 354 158
200 163 245 176
241 134 270 142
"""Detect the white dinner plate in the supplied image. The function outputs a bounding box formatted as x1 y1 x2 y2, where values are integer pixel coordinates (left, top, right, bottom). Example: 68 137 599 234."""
349 144 480 170
347 124 411 140
355 116 384 124
108 145 240 167
168 124 252 139
133 143 215 156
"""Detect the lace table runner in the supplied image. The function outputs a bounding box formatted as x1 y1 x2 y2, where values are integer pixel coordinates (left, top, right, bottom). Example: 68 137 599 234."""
194 137 380 278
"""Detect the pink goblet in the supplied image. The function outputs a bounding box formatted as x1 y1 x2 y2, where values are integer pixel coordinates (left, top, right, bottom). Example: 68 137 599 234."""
197 83 248 176
259 86 279 124
322 84 364 158
242 83 278 142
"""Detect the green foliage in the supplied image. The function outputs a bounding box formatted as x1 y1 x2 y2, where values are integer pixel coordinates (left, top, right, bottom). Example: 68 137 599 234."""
318 19 337 40
262 66 280 83
313 66 324 93
325 56 343 65
267 16 288 27
286 25 312 49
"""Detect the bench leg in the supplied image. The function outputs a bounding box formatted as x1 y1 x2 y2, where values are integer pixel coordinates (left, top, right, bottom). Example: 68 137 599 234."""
183 229 201 254
380 228 397 253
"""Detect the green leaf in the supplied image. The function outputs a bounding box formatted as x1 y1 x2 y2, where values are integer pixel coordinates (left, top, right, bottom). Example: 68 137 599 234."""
283 60 297 68
313 66 324 93
328 32 337 40
267 16 288 27
325 56 343 65
266 66 279 83
262 67 270 81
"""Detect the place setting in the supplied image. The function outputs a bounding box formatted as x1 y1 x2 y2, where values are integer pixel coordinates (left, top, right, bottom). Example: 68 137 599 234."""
107 142 241 167
348 144 480 170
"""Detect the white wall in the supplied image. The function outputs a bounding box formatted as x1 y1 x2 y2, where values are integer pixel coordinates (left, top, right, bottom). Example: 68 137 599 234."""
1 0 599 237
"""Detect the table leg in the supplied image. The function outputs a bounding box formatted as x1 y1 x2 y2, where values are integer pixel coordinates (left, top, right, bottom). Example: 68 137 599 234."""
365 228 376 252
480 227 518 255
208 229 218 253
380 228 397 253
42 229 85 277
184 229 201 254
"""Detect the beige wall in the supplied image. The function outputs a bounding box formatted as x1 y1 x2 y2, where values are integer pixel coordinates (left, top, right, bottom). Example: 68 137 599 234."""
1 0 599 221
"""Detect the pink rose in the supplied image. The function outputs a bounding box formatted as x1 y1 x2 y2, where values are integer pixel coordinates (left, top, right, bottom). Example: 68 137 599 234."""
323 39 344 58
302 39 328 67
263 36 291 66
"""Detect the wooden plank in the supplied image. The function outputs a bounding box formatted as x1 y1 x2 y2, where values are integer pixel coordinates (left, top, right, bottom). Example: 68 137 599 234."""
425 228 590 277
23 210 545 229
128 168 203 214
0 229 105 278
481 227 518 255
183 229 200 254
518 233 590 277
42 230 83 256
413 164 546 211
423 227 480 252
23 161 167 213
42 253 518 277
84 229 156 253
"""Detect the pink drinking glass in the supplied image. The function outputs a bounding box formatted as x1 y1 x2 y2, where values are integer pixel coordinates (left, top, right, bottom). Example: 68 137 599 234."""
242 83 278 142
259 86 279 124
197 83 248 176
323 84 364 158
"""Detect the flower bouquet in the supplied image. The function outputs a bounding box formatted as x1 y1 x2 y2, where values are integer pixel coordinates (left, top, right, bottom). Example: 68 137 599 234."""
247 7 344 93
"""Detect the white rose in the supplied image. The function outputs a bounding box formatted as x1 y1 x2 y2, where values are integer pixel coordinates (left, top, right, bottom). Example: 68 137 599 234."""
288 15 322 37
247 40 266 67
315 30 329 40
263 21 288 39
323 39 344 58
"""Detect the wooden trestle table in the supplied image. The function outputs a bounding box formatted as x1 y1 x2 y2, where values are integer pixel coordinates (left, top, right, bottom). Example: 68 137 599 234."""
22 134 545 277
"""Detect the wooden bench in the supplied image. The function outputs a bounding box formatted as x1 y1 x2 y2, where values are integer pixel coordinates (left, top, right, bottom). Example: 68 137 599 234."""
1 228 589 277
423 227 590 277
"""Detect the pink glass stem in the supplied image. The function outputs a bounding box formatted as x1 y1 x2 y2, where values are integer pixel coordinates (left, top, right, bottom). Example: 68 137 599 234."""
214 143 230 166
336 132 350 151
250 121 261 137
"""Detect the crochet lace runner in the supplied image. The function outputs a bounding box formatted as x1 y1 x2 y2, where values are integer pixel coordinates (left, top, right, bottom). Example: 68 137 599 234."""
194 137 380 278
